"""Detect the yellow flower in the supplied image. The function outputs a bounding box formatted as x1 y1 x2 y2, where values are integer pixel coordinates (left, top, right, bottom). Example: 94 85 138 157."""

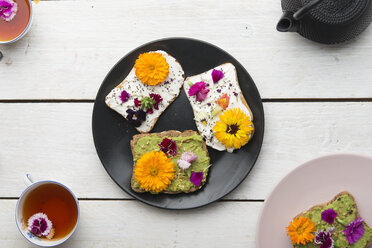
286 216 315 245
134 151 175 193
212 108 254 149
134 52 169 86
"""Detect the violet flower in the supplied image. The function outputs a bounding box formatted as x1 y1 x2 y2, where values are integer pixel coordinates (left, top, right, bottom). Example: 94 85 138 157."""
134 98 141 107
212 69 224 83
126 109 146 127
321 209 337 224
180 151 198 163
190 172 203 186
0 0 17 22
27 213 53 237
314 228 334 248
177 159 191 170
188 81 209 102
158 138 177 157
150 93 163 110
119 90 130 103
344 218 365 244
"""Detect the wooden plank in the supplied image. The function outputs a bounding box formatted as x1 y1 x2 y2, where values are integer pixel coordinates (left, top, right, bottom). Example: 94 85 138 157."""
1 102 372 200
0 200 262 247
1 0 372 99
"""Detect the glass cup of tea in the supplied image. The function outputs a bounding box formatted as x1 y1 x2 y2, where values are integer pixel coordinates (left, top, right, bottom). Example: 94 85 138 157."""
15 174 80 247
0 0 33 44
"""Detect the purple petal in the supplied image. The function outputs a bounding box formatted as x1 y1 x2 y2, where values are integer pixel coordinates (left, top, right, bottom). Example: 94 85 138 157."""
134 98 141 107
344 218 365 244
0 0 17 21
212 69 224 83
190 172 203 186
158 138 177 157
149 93 163 104
321 209 337 224
195 88 209 102
39 219 48 233
146 108 153 114
320 238 334 248
119 90 130 103
27 213 52 237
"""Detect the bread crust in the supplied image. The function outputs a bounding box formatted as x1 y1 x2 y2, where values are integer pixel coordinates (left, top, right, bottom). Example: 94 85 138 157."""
105 56 185 133
295 191 372 247
130 130 210 194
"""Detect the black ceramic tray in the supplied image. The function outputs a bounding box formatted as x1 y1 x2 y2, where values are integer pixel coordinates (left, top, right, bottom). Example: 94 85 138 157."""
92 38 264 210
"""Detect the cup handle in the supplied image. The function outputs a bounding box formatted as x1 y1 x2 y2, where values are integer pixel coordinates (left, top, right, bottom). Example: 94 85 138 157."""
24 173 34 187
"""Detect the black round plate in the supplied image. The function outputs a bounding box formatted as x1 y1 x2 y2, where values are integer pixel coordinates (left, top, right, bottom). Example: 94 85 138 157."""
92 38 264 210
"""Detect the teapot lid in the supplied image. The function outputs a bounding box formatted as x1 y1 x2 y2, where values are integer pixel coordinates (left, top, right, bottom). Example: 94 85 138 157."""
302 0 368 24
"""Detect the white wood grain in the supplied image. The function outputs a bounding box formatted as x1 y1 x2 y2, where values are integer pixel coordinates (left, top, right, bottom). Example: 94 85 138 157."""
1 0 372 99
0 200 262 247
1 102 372 200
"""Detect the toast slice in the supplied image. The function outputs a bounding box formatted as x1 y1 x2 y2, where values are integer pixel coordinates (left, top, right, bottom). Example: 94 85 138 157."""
183 63 254 152
130 130 211 194
288 191 372 248
105 50 185 133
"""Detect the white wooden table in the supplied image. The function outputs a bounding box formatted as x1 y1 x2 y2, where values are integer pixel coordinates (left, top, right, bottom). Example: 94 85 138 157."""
1 0 372 247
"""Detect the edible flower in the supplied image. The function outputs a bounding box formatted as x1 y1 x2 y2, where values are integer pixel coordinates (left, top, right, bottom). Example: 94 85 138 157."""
190 172 204 186
126 109 146 127
314 228 334 248
134 52 169 86
150 93 163 110
212 69 224 83
177 151 198 170
134 98 141 107
213 108 254 149
321 209 337 224
119 90 130 103
286 216 316 245
177 160 191 170
27 213 53 238
181 151 198 163
134 151 175 193
195 110 209 125
0 0 17 22
344 217 365 244
216 93 230 110
158 138 177 157
188 81 210 102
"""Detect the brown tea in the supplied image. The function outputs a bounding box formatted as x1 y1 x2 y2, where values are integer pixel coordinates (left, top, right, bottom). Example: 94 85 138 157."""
0 0 30 42
22 183 79 240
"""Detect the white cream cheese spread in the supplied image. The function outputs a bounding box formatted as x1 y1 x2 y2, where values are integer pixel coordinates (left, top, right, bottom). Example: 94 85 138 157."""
183 63 254 152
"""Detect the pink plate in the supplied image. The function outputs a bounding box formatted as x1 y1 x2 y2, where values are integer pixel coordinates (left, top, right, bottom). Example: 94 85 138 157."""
256 154 372 248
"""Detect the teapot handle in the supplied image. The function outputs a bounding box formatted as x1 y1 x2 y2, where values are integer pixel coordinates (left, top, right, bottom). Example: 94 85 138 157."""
293 0 325 20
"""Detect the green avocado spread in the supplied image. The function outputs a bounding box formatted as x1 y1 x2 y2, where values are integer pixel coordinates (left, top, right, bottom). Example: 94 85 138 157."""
293 194 372 248
132 133 210 193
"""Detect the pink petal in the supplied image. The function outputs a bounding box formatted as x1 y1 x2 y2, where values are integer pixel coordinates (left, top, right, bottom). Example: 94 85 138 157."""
188 81 206 96
178 160 191 170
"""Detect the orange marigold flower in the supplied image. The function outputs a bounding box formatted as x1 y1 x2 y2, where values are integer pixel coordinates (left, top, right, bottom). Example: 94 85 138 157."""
134 52 169 86
134 151 175 193
286 216 316 245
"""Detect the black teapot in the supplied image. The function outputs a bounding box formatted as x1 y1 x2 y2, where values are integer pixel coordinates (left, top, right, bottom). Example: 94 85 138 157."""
277 0 372 44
